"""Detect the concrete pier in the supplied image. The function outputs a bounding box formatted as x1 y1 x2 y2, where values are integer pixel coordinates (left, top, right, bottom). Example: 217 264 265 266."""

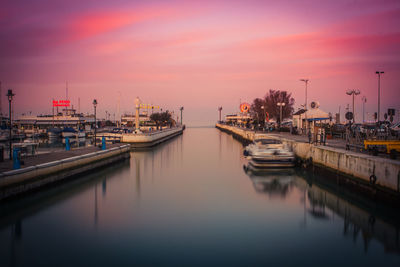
121 126 185 148
216 123 400 194
0 144 131 200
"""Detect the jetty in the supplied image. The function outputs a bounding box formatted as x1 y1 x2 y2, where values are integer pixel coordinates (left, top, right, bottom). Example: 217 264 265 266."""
0 144 130 200
216 123 400 197
121 125 185 148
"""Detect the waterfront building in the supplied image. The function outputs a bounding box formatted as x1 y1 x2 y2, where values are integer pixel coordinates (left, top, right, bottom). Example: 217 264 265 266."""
293 103 330 132
15 108 95 134
121 112 151 127
225 113 252 125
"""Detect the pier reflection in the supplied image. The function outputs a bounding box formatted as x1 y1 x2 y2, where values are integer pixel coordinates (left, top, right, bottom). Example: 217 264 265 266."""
243 167 400 254
0 159 130 266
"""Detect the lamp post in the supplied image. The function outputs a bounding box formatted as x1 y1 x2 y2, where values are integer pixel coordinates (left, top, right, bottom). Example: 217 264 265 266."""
218 107 222 122
277 102 286 129
180 106 184 125
376 71 384 122
7 89 15 159
93 99 97 146
300 79 309 132
346 89 360 123
361 96 367 123
261 105 265 129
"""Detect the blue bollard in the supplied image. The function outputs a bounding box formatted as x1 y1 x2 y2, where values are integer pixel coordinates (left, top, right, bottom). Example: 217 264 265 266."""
66 137 70 151
102 137 106 150
13 148 20 170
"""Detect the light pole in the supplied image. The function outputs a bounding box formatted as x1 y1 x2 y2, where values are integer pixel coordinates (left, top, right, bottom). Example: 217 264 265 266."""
376 71 384 122
218 106 222 122
7 89 15 159
361 96 367 123
180 106 184 125
93 99 97 146
300 79 309 131
346 90 360 123
277 102 286 129
261 105 265 128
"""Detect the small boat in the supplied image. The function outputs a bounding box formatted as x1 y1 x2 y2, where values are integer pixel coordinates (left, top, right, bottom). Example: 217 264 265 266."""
244 138 295 168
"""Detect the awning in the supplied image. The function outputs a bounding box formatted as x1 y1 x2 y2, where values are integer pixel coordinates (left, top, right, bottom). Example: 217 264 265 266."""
307 118 329 122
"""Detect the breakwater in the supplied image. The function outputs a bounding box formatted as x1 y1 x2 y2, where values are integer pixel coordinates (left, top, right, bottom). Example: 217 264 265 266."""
122 126 185 148
0 144 130 200
216 123 400 197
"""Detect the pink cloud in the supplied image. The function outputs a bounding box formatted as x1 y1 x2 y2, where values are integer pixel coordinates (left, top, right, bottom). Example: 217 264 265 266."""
68 8 172 41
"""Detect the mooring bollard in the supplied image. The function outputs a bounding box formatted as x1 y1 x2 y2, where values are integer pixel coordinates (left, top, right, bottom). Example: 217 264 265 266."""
13 148 21 170
66 137 70 151
102 137 106 150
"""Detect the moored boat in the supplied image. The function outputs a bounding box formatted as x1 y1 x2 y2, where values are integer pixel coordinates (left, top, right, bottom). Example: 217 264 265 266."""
244 138 295 168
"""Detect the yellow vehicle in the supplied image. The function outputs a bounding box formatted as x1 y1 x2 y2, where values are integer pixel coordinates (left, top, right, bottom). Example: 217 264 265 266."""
364 140 400 159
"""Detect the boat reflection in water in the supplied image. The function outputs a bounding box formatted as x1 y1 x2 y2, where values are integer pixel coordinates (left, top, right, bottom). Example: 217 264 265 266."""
243 165 295 198
243 166 400 254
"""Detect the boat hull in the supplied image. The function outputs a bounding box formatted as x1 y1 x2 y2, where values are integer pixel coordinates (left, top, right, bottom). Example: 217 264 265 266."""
249 156 295 168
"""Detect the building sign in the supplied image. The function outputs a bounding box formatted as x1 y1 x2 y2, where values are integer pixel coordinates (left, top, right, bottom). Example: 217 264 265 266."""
140 104 159 109
240 103 250 113
53 100 70 107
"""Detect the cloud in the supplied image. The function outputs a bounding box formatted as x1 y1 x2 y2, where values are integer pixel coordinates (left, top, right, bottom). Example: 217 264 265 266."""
68 8 172 41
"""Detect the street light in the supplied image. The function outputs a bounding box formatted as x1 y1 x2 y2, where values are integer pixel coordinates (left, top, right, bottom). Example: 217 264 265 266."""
300 79 309 131
346 89 360 123
361 96 367 123
376 71 384 122
218 107 222 122
180 106 184 125
6 89 15 159
93 99 97 146
261 105 265 128
277 102 286 129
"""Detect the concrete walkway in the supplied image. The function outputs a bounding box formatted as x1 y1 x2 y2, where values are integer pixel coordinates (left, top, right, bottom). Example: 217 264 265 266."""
0 144 125 173
266 131 347 150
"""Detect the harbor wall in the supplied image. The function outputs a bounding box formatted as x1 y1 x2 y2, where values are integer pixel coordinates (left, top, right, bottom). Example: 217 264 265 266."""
0 145 131 200
216 123 400 193
122 126 184 148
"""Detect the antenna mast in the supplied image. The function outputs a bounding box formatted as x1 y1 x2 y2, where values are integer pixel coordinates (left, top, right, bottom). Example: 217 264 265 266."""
66 81 68 100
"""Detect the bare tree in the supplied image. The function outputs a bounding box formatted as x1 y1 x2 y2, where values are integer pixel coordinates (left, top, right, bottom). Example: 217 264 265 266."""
264 90 294 123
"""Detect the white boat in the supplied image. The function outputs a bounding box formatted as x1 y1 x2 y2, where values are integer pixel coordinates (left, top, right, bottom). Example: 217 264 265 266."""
62 127 77 138
244 138 295 168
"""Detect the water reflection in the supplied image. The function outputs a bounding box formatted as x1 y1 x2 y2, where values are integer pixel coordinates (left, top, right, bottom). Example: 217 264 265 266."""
243 166 400 255
0 159 130 266
243 167 295 198
0 128 399 266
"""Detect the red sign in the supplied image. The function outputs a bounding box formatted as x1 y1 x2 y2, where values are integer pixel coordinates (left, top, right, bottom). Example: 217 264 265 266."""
53 100 70 107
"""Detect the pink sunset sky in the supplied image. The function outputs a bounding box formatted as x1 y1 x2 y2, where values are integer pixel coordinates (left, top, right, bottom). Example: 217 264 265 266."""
1 0 399 125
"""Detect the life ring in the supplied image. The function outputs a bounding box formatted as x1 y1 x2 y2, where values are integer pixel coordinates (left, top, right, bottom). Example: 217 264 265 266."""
369 174 377 185
240 103 250 113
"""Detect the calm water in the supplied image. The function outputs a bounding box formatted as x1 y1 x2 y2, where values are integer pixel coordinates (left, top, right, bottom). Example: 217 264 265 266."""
0 128 399 266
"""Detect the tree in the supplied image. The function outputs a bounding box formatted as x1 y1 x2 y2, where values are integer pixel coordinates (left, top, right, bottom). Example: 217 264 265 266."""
250 98 266 126
150 111 172 129
264 90 294 124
